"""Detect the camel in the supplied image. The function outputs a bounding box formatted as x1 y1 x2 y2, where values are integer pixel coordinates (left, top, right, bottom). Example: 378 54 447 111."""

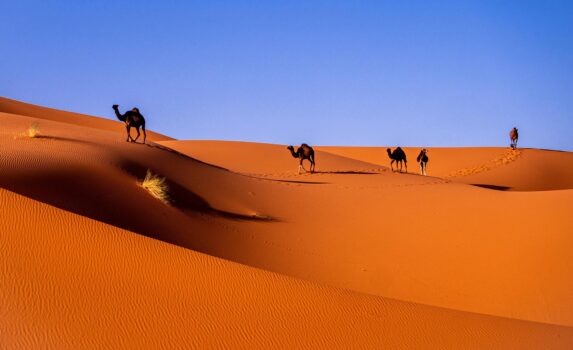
387 147 407 173
287 144 316 174
510 127 519 149
112 104 147 144
416 148 429 176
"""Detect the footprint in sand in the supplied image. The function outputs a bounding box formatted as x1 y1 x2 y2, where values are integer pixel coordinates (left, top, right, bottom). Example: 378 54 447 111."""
447 149 522 178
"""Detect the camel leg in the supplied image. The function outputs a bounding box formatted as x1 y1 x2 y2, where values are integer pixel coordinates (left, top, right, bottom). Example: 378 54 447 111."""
142 125 147 144
300 159 307 174
125 125 132 142
133 127 141 143
390 160 394 172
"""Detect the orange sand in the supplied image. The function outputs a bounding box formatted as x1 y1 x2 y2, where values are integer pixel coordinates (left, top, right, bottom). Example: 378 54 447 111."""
1 98 573 348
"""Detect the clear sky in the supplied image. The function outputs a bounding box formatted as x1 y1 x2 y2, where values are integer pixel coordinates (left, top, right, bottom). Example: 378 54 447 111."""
2 1 572 150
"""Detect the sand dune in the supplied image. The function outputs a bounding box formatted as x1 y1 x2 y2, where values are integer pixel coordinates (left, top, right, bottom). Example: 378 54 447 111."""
2 97 573 348
321 146 573 191
154 140 573 327
0 97 172 141
4 187 573 349
158 140 386 178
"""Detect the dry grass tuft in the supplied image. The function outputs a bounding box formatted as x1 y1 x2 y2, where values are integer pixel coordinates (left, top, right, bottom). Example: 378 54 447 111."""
140 169 169 203
26 122 40 138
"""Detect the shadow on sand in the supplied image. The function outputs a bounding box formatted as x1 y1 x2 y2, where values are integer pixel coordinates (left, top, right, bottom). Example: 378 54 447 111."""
314 170 381 175
471 184 512 191
0 161 278 255
32 135 99 146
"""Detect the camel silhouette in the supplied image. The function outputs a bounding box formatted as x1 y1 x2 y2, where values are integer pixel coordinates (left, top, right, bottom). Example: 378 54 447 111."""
287 144 316 174
112 104 147 144
510 127 519 149
387 147 407 173
416 148 429 176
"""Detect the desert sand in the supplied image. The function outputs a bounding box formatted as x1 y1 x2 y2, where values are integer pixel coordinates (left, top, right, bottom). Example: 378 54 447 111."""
1 96 573 348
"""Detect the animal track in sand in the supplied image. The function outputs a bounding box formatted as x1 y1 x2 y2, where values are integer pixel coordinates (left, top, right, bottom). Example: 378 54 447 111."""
446 149 522 178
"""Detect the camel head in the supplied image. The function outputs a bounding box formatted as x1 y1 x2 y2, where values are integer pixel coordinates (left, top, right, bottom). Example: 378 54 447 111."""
386 148 392 157
287 145 299 158
112 104 119 110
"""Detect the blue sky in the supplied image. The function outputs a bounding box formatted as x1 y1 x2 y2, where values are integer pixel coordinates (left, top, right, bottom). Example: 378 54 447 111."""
2 1 572 150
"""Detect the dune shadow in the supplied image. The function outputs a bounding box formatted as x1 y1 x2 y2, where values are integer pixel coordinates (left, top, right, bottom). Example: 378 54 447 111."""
532 147 569 153
271 179 329 185
471 184 512 191
33 135 99 146
144 142 231 172
0 163 277 255
246 176 330 185
117 159 278 223
315 170 381 175
166 179 279 222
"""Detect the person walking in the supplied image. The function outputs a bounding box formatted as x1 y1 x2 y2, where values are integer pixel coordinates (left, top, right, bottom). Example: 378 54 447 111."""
510 127 519 149
416 148 429 176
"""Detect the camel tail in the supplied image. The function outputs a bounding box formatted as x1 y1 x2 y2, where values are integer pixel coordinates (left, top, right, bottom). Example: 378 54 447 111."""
142 120 147 144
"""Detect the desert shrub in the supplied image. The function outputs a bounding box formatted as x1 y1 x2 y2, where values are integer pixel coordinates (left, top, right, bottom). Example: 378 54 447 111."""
140 169 169 203
26 122 40 138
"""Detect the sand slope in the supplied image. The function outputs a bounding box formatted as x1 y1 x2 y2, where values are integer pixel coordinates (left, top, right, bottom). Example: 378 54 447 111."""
3 187 573 349
158 140 386 178
321 146 573 191
0 96 173 141
154 140 573 327
2 97 573 348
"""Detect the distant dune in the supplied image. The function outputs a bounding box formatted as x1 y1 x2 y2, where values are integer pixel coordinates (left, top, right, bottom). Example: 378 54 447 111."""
0 97 173 141
2 97 573 348
321 146 573 191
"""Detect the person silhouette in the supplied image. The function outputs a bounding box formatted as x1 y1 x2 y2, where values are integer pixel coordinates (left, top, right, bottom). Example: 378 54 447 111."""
416 149 429 176
510 127 519 149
